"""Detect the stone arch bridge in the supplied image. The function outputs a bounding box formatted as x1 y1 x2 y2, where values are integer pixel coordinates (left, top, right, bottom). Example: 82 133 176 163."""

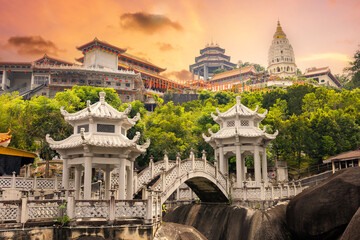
134 151 229 204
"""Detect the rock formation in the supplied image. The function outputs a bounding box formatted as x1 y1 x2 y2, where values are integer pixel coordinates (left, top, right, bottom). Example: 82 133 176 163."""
287 167 360 239
154 222 207 240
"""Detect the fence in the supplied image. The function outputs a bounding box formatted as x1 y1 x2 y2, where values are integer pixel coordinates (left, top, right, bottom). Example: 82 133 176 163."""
0 189 161 224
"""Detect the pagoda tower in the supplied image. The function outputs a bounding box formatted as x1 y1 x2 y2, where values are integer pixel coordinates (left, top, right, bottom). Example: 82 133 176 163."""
189 42 237 81
203 96 278 187
267 21 297 78
46 92 149 200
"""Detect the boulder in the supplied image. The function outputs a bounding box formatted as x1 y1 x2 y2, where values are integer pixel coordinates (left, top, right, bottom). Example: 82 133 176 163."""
340 207 360 240
164 203 290 240
154 222 207 240
287 167 360 239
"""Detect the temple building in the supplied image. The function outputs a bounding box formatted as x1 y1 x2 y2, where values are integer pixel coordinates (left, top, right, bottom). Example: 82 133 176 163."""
0 38 183 103
0 130 37 176
203 96 278 188
302 67 341 87
189 42 237 81
46 92 149 200
268 21 297 78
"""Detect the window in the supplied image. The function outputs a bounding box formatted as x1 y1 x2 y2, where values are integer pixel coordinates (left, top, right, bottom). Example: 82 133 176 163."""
116 82 121 86
121 127 126 136
77 124 89 133
61 79 67 83
126 83 130 87
241 120 249 126
227 121 235 127
106 81 111 85
34 75 49 85
281 50 283 54
71 79 76 83
97 124 115 133
41 92 47 96
80 79 85 84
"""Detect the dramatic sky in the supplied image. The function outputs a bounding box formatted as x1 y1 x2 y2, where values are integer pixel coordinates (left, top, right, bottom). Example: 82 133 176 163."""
0 0 359 80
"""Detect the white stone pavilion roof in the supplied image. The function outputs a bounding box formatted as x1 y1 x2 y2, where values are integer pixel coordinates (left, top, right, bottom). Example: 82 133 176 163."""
211 96 267 124
46 92 150 153
60 92 139 129
203 96 278 143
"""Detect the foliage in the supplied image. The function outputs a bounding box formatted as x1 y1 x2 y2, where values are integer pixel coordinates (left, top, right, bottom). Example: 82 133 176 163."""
213 68 226 75
240 62 266 72
1 84 359 173
344 47 360 90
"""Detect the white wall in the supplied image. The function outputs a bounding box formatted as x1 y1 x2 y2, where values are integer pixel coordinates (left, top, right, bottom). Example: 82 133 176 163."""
83 49 118 70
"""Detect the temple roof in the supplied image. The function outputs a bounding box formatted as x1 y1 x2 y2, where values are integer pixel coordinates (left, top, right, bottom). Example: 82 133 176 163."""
203 126 278 142
60 92 139 128
210 66 257 82
0 129 12 148
46 131 150 152
121 52 166 72
273 21 286 39
77 38 126 54
323 147 360 163
34 54 73 66
211 96 267 123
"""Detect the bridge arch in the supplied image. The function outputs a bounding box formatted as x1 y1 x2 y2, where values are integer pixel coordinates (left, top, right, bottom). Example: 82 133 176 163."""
150 158 229 204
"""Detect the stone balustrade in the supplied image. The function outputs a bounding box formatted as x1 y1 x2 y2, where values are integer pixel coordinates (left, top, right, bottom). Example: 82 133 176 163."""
0 172 74 190
231 180 303 201
0 189 161 224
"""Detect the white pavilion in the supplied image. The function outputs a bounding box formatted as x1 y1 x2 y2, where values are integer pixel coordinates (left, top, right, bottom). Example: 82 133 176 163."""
203 96 278 188
46 92 149 200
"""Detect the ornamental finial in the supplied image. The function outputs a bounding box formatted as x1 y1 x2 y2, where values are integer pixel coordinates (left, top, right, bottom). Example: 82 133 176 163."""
236 96 241 105
99 92 106 105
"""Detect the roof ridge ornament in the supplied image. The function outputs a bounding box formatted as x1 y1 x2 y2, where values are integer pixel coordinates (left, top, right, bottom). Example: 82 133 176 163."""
99 92 106 105
236 96 241 105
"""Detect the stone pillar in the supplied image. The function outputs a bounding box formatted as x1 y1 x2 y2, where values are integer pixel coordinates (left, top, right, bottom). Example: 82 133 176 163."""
219 146 225 174
74 166 81 199
254 145 261 187
118 160 126 200
62 158 69 190
30 73 35 90
126 162 134 200
332 161 335 173
104 165 111 200
262 147 268 186
235 143 242 188
83 155 92 200
1 70 6 91
164 151 169 171
204 65 208 81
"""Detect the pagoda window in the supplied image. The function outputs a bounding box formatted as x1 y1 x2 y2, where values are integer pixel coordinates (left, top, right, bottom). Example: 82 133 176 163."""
227 121 235 127
53 78 57 82
121 127 126 136
277 67 280 72
97 124 115 133
77 124 89 133
240 120 249 126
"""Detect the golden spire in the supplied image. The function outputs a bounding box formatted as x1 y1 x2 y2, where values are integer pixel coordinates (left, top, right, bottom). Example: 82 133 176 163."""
273 20 286 39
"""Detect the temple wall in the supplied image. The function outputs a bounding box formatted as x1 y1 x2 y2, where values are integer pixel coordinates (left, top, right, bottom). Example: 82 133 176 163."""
84 50 118 71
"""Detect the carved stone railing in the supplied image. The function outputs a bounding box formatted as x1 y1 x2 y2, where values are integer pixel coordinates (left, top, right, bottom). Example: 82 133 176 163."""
231 181 303 201
135 160 176 193
0 173 74 190
151 158 228 203
0 194 161 224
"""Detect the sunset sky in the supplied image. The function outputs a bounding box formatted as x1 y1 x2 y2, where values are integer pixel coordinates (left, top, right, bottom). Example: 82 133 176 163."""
0 0 359 80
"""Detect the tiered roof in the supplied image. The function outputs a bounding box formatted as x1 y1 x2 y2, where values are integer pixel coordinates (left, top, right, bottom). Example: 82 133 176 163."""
0 129 12 148
273 21 286 39
76 38 126 54
46 92 149 152
203 96 278 143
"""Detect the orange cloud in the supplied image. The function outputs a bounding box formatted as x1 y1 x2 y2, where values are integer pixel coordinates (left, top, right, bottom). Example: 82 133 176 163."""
162 69 192 81
120 12 183 34
157 42 176 51
6 36 63 56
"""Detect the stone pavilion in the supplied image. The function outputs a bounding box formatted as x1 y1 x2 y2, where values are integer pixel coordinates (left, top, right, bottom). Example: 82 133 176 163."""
203 96 278 187
46 92 149 200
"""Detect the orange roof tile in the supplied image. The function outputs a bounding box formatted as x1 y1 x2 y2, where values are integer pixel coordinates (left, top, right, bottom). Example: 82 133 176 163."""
210 66 257 81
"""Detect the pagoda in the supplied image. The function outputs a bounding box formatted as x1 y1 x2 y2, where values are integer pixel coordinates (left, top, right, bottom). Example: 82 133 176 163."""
203 96 278 187
189 42 237 81
46 92 149 200
267 21 297 78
